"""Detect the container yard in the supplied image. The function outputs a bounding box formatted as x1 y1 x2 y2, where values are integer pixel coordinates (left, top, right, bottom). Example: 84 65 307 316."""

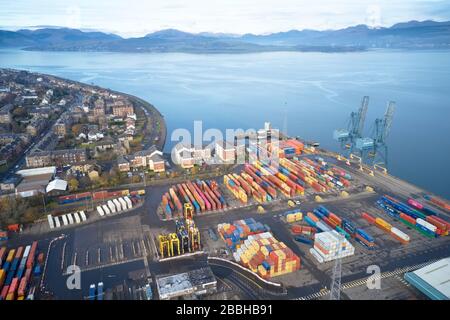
160 179 227 219
57 189 145 205
216 218 301 278
157 204 202 259
0 241 43 300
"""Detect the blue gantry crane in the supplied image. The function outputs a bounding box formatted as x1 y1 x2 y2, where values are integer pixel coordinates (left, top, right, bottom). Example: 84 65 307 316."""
333 96 369 156
372 101 395 167
355 101 395 167
334 97 395 169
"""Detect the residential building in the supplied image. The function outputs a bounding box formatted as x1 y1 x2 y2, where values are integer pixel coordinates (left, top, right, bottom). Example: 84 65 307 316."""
172 143 212 169
215 140 236 163
26 149 87 168
117 145 165 173
112 104 134 118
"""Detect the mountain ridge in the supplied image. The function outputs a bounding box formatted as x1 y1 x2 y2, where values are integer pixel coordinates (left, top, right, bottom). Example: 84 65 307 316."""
1 20 449 53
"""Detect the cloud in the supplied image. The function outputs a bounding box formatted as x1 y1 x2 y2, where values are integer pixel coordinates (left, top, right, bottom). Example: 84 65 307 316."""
1 0 450 36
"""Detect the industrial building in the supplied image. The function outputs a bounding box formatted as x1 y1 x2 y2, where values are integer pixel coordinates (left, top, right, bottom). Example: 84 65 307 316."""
404 258 450 300
172 143 212 168
215 140 236 163
156 267 217 300
15 167 56 197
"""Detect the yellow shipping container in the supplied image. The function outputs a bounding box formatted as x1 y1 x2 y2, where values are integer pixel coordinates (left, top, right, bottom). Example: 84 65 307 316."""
6 249 15 262
258 265 267 276
286 214 296 223
375 217 392 229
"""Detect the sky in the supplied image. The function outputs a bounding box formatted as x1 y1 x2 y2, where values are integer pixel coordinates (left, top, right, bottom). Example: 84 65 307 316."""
2 0 450 37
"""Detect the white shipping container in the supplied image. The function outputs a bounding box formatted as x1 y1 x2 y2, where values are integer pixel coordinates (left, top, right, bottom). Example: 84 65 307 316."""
97 206 105 216
79 211 87 221
309 248 324 263
416 218 437 232
391 227 410 242
47 215 55 229
119 198 127 210
113 199 122 211
54 216 61 228
73 212 81 224
62 215 69 226
102 205 111 215
107 200 116 213
316 221 332 232
23 245 31 258
67 213 74 224
124 196 132 209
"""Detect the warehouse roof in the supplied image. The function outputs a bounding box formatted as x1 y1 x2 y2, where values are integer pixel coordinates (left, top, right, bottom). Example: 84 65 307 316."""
17 166 56 177
46 179 68 193
404 258 450 300
156 267 216 300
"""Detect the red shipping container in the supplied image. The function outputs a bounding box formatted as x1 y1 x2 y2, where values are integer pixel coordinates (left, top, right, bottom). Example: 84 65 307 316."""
15 246 24 259
18 277 28 297
400 213 416 225
426 216 448 231
1 285 9 300
328 213 342 226
7 224 20 232
24 268 32 282
93 190 108 200
8 277 19 294
75 192 91 199
362 212 376 224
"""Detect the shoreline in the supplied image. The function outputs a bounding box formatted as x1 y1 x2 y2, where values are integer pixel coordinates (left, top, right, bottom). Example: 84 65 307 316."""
27 69 168 151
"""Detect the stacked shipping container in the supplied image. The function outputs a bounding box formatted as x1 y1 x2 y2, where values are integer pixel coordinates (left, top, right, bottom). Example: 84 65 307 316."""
233 232 301 278
161 180 226 219
377 195 449 238
0 241 40 300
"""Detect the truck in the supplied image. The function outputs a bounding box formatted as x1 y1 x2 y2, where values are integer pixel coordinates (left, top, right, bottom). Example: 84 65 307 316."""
107 200 116 213
61 215 69 226
79 211 87 221
54 216 61 228
73 212 81 224
47 215 55 229
67 213 74 224
102 205 111 215
97 206 105 217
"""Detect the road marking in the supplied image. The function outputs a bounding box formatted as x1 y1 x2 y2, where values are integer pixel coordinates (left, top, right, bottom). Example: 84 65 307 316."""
294 258 440 300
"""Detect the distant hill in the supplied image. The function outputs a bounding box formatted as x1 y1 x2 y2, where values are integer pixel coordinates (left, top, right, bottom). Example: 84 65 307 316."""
1 21 449 53
239 20 450 48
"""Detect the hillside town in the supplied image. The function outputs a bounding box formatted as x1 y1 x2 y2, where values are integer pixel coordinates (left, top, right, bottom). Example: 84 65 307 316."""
0 69 166 225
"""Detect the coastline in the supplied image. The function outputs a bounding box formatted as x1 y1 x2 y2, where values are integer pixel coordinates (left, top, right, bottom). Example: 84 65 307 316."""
27 69 167 152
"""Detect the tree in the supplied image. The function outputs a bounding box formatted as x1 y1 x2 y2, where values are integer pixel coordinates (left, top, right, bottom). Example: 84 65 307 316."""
68 178 79 192
71 124 83 137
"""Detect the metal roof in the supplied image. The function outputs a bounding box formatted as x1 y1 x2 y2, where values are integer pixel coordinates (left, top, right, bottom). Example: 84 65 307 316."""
46 179 68 193
17 166 56 177
404 258 450 300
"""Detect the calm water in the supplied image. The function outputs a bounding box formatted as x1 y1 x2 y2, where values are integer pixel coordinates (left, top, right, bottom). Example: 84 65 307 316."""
1 49 449 199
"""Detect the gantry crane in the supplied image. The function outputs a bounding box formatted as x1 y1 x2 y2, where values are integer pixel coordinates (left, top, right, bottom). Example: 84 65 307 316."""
333 96 369 157
372 101 395 168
